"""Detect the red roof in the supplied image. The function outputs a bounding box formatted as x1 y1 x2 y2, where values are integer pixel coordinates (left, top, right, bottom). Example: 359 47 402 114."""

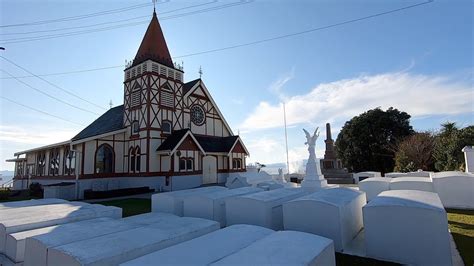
132 11 173 68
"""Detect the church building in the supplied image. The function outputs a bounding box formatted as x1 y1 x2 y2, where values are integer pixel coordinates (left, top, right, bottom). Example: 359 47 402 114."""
7 11 249 198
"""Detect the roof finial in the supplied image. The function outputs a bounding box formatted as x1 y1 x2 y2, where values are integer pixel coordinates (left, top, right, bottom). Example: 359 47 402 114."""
109 99 113 109
152 0 157 14
198 66 203 79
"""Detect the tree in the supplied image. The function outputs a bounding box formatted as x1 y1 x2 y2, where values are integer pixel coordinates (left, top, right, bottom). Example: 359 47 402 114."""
336 107 414 173
394 132 435 172
433 123 474 171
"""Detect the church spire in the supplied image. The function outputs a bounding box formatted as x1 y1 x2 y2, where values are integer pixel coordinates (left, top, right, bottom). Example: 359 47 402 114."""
132 10 173 68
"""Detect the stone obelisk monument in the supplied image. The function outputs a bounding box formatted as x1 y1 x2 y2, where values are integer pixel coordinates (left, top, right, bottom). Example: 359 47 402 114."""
301 127 328 190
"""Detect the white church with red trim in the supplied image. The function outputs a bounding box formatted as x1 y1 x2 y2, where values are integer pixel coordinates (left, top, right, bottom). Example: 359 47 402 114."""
7 11 249 198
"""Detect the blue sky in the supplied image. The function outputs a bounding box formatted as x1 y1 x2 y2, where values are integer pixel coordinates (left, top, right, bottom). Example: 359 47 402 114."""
0 0 473 172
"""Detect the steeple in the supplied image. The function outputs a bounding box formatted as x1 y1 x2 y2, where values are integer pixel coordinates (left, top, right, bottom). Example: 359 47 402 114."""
132 11 173 68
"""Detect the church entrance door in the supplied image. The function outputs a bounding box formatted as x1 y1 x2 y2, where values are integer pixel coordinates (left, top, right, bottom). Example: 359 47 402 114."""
202 156 217 184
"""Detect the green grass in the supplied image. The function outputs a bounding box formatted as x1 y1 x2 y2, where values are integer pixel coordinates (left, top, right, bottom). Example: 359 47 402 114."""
447 208 474 266
95 198 151 217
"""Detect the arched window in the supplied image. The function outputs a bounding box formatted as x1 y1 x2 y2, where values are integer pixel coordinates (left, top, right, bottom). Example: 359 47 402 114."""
95 144 114 174
129 146 141 173
162 120 172 134
37 152 46 176
232 158 242 169
49 148 60 176
129 147 135 172
135 146 141 172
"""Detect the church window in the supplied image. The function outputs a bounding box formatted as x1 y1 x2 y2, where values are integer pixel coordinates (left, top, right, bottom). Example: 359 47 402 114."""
136 147 141 172
131 68 136 77
131 120 139 135
152 64 159 73
179 158 186 171
160 84 174 108
126 71 130 79
95 144 114 174
137 66 142 75
232 158 242 169
167 69 174 78
162 120 172 134
190 105 205 126
186 158 193 171
131 91 141 108
160 66 166 76
64 147 76 176
130 147 135 172
36 152 46 176
175 72 182 81
49 148 60 176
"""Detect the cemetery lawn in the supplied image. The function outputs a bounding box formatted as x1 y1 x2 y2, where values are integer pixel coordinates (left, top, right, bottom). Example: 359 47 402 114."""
95 198 151 217
447 208 474 266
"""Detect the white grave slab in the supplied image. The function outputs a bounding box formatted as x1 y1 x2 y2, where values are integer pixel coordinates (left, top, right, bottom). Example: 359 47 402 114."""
0 199 67 210
358 178 390 201
47 217 219 266
431 171 474 209
120 224 274 266
389 176 434 192
283 188 366 252
10 217 116 263
183 187 263 227
226 188 310 230
0 202 92 221
152 186 227 216
353 172 381 184
363 190 452 265
0 204 121 253
23 213 179 266
211 231 335 266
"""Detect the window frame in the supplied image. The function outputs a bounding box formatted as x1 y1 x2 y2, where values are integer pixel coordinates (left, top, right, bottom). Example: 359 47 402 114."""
162 120 172 134
95 144 115 174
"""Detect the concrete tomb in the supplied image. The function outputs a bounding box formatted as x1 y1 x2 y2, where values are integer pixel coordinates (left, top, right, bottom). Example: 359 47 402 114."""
463 146 474 173
0 203 121 253
23 213 179 266
120 224 274 266
363 190 452 265
152 186 227 216
358 178 390 201
183 187 263 227
47 217 219 266
353 171 381 184
431 171 474 209
211 231 336 266
0 199 67 210
226 188 310 230
389 176 434 192
283 187 366 252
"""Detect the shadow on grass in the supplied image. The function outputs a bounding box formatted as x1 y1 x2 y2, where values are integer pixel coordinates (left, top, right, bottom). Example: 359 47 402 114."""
451 232 474 266
336 253 400 266
96 198 151 217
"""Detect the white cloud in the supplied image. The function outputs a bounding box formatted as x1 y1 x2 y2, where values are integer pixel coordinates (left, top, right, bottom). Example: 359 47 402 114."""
0 125 76 145
240 71 474 132
268 68 295 101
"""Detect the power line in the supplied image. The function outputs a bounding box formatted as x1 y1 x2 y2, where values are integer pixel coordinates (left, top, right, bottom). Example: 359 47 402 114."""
0 1 218 36
0 95 85 126
0 56 106 110
0 1 253 44
175 0 434 59
0 1 167 28
0 69 101 115
0 0 433 79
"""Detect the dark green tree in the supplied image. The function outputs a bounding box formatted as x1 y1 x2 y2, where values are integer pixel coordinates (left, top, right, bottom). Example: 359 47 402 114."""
336 107 414 173
433 122 474 171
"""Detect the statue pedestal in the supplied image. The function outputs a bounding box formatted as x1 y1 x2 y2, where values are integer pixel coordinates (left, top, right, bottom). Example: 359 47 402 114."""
301 157 330 191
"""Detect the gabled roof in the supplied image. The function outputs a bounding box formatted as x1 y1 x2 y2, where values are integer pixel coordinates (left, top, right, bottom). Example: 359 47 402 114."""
131 11 173 68
194 135 238 153
156 129 248 155
183 78 201 95
156 129 189 152
72 105 124 141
